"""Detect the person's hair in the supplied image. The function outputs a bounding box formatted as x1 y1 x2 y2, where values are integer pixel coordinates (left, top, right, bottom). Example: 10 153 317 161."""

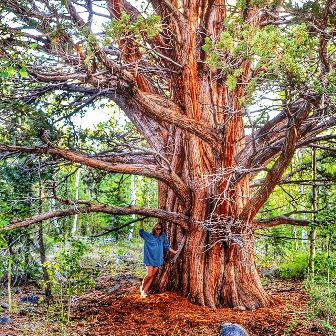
152 223 164 235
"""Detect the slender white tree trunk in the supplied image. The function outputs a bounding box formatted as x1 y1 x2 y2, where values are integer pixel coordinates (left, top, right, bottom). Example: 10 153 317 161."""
71 168 81 237
309 147 317 277
7 251 12 313
127 175 137 241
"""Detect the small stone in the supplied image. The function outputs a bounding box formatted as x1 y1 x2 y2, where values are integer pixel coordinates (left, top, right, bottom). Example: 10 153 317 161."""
19 307 36 315
0 315 11 324
19 294 40 304
108 284 121 293
263 267 279 279
219 323 249 336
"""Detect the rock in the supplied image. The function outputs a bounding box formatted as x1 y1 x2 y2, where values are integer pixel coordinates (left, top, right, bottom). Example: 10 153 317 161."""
0 315 11 324
19 294 40 304
219 323 249 336
108 284 121 293
19 307 37 315
263 267 280 279
233 306 246 311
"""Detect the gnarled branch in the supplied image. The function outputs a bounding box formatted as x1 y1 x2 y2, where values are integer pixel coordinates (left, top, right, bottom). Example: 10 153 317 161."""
0 143 190 205
254 216 310 229
1 204 190 232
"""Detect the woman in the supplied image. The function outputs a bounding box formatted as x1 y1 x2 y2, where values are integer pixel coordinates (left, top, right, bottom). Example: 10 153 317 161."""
139 220 177 298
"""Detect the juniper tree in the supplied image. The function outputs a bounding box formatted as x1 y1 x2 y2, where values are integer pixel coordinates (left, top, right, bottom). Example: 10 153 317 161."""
0 0 335 309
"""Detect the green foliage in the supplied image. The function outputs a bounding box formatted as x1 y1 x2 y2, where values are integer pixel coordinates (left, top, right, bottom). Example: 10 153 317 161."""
45 240 96 322
243 78 257 105
103 11 161 44
218 32 234 51
200 7 330 100
278 251 308 279
305 279 336 329
225 74 238 91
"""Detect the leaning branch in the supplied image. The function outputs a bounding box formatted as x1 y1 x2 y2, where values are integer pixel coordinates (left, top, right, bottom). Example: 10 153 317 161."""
130 91 220 147
0 143 190 205
1 204 190 232
254 216 310 229
241 97 314 220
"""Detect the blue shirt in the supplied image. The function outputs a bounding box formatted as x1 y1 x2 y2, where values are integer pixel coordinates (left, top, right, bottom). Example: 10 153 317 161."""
139 229 170 267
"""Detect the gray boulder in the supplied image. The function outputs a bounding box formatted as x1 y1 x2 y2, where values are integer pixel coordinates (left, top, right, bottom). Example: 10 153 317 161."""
0 315 11 324
19 294 40 304
263 267 280 279
219 323 249 336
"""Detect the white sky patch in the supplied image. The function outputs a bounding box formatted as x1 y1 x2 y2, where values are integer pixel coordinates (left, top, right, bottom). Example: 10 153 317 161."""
72 101 129 129
247 90 280 117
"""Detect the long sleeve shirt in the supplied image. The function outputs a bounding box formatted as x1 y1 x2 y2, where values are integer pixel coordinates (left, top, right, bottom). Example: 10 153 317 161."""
139 228 170 267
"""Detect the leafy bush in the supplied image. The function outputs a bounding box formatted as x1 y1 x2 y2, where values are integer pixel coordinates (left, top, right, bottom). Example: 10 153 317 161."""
278 252 308 279
315 257 336 280
305 279 336 333
45 239 97 322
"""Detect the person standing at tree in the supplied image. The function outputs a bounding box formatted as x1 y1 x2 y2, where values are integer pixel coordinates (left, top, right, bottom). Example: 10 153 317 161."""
139 220 177 298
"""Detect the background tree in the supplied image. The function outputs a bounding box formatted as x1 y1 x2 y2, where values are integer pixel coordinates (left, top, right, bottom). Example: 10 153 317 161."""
0 0 336 309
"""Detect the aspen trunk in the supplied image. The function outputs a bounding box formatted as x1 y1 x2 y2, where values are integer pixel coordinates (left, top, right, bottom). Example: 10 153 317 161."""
71 167 81 237
309 147 317 276
127 175 137 241
37 159 51 299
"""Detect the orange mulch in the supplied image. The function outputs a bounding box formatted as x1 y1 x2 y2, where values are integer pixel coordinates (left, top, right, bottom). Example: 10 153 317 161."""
67 274 325 336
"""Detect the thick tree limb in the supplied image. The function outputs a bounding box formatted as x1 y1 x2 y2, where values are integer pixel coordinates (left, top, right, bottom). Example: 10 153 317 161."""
1 204 190 232
91 216 148 237
150 0 186 31
129 91 220 147
254 216 310 229
250 178 336 188
0 143 190 205
241 97 314 220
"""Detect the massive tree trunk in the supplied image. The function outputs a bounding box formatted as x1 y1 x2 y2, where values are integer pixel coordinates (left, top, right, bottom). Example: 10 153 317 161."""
151 77 273 308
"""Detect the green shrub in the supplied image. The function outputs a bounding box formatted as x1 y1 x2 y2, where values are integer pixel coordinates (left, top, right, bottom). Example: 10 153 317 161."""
278 252 308 279
45 239 96 322
305 278 336 332
314 253 336 280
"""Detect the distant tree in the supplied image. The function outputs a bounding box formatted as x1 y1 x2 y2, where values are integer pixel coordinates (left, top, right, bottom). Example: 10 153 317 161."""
0 0 335 309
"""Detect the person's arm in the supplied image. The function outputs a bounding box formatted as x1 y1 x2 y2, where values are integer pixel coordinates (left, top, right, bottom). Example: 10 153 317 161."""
138 219 145 238
169 247 177 254
163 234 177 254
139 220 151 239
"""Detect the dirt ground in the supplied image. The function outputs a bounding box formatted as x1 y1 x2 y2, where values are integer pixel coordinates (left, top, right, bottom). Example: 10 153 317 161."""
67 274 325 336
0 274 328 336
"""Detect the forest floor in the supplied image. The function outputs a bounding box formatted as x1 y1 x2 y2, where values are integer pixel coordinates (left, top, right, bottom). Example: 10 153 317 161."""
0 272 330 336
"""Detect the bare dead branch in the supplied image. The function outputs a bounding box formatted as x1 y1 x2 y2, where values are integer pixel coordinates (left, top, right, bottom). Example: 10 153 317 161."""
1 204 190 232
0 143 190 205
